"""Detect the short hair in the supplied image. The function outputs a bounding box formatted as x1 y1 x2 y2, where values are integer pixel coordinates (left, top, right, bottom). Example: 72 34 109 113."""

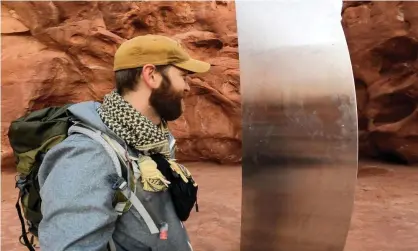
115 65 169 95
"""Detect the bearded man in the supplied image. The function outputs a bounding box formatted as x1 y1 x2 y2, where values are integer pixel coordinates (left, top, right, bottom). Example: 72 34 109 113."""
37 35 210 251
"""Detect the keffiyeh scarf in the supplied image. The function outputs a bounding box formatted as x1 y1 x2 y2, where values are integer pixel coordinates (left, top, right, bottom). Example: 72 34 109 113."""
98 90 171 158
98 90 194 192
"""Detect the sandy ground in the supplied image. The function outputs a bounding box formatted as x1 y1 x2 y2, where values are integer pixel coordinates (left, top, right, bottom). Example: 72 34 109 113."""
1 160 418 251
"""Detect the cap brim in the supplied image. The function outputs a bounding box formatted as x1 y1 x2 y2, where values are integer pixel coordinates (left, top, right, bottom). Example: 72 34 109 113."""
173 58 211 73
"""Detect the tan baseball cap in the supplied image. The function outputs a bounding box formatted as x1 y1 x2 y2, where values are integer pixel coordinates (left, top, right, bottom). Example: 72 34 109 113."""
113 34 211 73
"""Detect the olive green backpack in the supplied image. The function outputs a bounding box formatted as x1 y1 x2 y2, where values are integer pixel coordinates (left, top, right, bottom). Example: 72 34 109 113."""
8 105 136 251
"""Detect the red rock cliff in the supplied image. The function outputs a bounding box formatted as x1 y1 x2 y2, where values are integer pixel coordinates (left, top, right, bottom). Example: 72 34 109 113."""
342 1 418 164
1 1 240 168
2 1 418 168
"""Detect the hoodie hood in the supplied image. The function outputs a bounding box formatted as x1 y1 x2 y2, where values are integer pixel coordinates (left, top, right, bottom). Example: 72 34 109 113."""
68 101 126 147
68 100 176 158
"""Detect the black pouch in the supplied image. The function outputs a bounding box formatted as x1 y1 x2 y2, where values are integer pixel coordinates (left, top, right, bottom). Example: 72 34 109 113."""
150 154 198 221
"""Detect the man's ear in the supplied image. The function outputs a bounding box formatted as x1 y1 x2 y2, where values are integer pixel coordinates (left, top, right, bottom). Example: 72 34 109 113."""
141 64 160 89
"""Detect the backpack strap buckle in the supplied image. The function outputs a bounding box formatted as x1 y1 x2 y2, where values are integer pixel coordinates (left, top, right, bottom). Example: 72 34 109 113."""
108 173 159 234
114 202 127 215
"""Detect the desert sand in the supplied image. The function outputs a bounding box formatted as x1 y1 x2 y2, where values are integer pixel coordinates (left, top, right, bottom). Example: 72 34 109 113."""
2 160 418 251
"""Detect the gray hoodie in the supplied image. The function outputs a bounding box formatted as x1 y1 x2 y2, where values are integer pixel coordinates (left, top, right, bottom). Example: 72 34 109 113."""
37 101 193 251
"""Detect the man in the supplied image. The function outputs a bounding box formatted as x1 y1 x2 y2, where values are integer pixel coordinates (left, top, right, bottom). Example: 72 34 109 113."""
37 35 210 250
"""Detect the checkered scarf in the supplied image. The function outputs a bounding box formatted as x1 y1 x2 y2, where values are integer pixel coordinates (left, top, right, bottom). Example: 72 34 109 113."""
97 90 171 158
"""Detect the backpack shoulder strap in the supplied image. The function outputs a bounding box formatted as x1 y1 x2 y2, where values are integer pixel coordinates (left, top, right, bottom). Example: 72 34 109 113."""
67 123 159 235
68 124 123 178
68 123 129 213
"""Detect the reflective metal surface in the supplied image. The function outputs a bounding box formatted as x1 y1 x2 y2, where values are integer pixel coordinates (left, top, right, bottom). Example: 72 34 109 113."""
236 1 358 250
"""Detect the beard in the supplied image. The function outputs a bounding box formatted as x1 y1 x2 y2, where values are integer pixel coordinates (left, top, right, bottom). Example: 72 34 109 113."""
149 72 185 122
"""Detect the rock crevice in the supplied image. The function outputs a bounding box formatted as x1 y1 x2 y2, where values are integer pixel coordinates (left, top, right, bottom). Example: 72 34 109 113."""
1 1 239 168
3 1 418 167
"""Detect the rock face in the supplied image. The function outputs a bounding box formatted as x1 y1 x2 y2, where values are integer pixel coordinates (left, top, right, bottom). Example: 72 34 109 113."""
1 1 240 169
3 1 418 168
342 1 418 164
